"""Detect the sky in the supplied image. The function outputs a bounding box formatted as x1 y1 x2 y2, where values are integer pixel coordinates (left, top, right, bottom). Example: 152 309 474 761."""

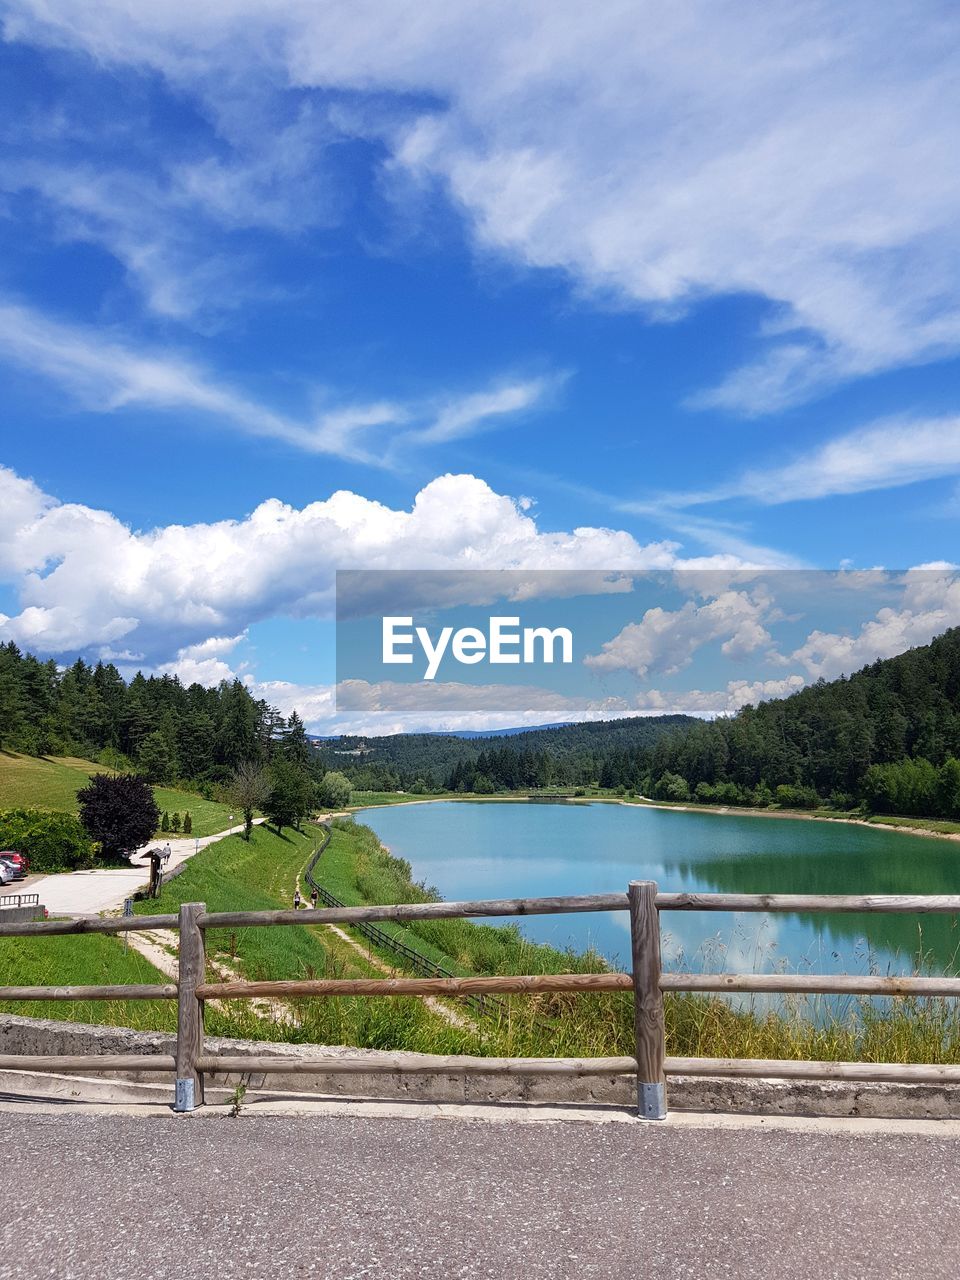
1 2 959 732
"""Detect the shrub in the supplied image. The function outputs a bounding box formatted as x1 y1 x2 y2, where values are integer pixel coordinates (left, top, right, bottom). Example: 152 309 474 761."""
0 808 95 872
170 812 182 833
183 812 192 834
317 770 352 810
655 772 691 802
76 773 161 861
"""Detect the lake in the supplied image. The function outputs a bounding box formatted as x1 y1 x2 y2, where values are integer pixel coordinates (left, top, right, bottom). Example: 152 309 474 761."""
355 800 960 976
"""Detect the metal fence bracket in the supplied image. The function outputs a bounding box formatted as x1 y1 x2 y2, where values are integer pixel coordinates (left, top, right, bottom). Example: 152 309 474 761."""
638 1081 666 1120
174 1078 195 1113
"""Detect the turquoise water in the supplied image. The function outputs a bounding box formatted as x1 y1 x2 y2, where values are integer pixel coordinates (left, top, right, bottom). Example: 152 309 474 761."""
355 801 960 976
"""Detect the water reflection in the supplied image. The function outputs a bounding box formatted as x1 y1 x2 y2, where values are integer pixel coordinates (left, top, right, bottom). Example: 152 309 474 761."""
355 801 960 977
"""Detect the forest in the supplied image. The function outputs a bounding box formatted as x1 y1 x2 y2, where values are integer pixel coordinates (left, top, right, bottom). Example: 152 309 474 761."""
0 641 285 783
326 627 960 817
4 625 960 819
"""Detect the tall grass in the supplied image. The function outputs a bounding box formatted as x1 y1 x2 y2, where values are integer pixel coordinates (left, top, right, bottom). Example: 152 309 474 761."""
315 818 960 1064
7 815 959 1064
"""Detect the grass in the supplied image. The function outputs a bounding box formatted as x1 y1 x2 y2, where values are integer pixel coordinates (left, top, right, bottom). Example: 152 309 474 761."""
137 822 486 1053
0 750 238 838
151 788 237 838
348 790 455 807
0 930 178 1030
311 817 960 1064
0 751 113 811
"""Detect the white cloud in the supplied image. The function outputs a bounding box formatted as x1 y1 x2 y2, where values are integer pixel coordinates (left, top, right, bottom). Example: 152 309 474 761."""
791 570 960 679
0 299 551 463
730 415 960 505
584 590 773 678
399 375 562 449
631 676 807 720
7 1 960 408
154 634 248 686
635 413 960 516
235 672 810 734
0 464 712 660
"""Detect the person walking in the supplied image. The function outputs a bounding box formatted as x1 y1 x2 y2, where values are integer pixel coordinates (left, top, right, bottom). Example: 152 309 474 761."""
310 887 319 909
148 849 163 898
293 889 302 909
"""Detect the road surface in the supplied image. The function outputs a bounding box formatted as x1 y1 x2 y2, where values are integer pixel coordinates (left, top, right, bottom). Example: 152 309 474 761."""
20 821 263 916
1 1112 957 1278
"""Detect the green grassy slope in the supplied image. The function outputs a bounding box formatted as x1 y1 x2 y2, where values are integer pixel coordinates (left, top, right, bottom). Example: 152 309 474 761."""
0 931 177 1029
138 822 481 1052
0 751 237 837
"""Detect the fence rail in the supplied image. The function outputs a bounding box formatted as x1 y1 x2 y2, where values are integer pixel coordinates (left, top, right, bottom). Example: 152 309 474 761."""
303 822 508 1019
1 885 959 1115
0 893 40 910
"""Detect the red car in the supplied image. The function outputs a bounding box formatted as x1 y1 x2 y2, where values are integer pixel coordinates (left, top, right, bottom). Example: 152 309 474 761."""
0 851 28 879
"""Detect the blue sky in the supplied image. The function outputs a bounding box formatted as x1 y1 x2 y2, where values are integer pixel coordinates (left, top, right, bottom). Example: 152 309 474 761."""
1 2 959 731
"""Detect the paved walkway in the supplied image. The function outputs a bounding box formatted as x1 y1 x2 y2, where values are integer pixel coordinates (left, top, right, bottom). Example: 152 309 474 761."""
24 822 262 916
1 1111 957 1278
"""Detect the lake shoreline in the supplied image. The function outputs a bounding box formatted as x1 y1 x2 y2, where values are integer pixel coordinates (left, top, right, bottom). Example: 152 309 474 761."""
350 793 960 844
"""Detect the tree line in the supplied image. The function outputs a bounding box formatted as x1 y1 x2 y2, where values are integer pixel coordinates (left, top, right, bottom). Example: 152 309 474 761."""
331 627 960 819
0 640 353 850
7 623 960 823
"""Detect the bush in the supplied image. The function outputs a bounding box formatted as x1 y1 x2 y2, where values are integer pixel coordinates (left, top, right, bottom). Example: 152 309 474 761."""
654 771 691 802
0 808 95 872
183 812 192 834
76 773 161 861
774 783 820 809
170 812 182 833
317 770 352 810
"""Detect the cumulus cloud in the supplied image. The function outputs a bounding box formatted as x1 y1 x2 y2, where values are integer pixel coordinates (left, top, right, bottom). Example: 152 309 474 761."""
790 570 960 679
0 464 710 661
631 676 807 720
6 0 960 408
584 590 774 678
155 634 248 686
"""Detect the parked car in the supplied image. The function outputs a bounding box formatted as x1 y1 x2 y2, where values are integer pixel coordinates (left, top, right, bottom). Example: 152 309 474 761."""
0 852 27 880
0 861 13 886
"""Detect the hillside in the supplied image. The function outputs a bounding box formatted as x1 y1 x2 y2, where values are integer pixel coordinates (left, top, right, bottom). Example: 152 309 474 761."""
326 628 960 816
628 627 960 816
320 715 698 788
0 751 237 837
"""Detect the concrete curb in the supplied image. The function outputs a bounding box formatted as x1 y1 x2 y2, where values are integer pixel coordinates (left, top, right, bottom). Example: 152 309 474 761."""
4 1012 960 1119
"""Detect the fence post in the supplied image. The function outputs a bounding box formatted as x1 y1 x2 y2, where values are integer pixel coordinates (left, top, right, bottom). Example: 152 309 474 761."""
628 880 666 1119
174 901 206 1113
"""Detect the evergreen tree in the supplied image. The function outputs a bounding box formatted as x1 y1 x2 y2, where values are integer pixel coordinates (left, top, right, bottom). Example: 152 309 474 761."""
138 730 174 784
283 711 311 767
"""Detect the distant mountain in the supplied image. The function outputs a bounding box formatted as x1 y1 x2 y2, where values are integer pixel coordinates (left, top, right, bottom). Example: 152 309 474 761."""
312 627 960 820
312 714 700 782
311 721 573 743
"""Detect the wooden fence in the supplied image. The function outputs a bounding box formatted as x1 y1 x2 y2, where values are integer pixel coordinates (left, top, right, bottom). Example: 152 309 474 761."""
1 885 960 1115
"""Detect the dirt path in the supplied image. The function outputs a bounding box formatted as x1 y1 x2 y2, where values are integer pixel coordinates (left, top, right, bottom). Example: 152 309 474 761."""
294 874 475 1033
127 929 295 1025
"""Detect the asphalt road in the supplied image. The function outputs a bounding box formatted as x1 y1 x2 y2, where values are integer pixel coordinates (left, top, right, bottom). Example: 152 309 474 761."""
19 819 263 915
2 1113 958 1279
